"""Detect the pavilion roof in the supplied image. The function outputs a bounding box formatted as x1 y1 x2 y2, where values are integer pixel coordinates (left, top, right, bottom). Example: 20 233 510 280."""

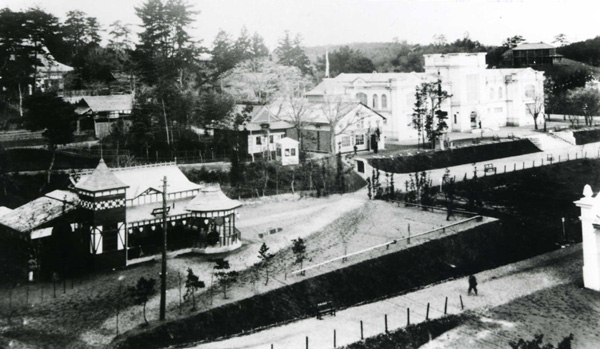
186 185 242 212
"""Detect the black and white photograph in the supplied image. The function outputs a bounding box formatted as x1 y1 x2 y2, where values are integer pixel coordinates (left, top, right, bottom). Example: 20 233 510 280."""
0 0 599 347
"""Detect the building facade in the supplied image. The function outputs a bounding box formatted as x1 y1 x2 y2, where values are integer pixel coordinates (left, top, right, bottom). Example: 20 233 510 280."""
306 52 545 141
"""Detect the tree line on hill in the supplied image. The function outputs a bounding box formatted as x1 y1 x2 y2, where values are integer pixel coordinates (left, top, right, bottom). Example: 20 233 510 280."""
4 1 600 183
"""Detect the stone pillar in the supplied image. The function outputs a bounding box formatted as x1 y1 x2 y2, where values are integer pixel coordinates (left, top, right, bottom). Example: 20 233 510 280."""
575 184 600 291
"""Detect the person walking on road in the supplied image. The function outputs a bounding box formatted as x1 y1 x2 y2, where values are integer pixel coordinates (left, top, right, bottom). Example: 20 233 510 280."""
468 274 478 295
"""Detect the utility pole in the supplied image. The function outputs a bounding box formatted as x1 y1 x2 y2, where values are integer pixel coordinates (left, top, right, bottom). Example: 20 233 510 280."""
159 176 168 321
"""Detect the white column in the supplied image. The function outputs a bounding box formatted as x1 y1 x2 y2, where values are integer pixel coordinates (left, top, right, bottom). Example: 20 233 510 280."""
117 222 125 250
575 185 600 291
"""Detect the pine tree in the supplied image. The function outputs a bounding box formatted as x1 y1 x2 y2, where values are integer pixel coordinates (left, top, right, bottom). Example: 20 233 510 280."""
258 243 274 285
292 238 307 275
183 268 205 310
250 32 269 59
128 277 156 325
275 31 311 75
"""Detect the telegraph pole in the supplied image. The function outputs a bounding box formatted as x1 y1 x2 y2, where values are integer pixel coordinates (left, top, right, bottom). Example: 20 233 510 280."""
160 176 168 321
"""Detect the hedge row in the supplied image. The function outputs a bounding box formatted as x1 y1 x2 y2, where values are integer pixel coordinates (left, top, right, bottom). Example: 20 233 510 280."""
114 218 557 349
369 139 540 173
342 313 475 349
573 128 600 145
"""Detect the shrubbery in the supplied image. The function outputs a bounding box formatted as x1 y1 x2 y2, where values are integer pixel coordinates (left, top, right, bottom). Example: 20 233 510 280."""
369 140 539 173
343 313 474 349
573 128 600 145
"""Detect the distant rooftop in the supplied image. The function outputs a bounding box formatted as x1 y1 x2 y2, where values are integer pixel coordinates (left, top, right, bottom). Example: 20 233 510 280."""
513 42 556 50
0 190 77 233
64 94 134 113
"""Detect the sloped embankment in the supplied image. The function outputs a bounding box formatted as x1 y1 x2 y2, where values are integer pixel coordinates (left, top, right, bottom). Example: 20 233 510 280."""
114 218 557 349
369 139 539 173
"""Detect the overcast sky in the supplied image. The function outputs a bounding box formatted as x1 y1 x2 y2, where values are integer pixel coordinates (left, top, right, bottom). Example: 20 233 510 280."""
0 0 597 50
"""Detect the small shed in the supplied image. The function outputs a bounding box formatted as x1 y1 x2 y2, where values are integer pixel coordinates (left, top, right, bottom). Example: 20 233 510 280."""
276 137 299 166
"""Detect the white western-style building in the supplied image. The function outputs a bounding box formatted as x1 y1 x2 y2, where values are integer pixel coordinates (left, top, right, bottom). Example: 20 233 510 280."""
306 52 545 142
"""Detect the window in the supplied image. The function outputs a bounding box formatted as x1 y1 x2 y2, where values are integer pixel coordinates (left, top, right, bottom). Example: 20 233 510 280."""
489 88 494 100
285 148 290 156
102 223 118 252
454 113 457 124
498 87 503 99
381 94 388 109
525 85 535 98
341 136 351 147
255 136 262 145
291 148 296 156
356 92 367 105
355 134 365 145
269 135 274 143
277 147 281 157
372 94 378 109
494 107 503 113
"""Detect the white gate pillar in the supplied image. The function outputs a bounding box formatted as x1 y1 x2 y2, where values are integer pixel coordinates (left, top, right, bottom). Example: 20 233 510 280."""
575 184 600 291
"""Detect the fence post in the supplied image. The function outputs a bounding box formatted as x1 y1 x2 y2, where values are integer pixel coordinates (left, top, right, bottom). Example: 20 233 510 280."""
426 303 430 320
533 160 535 167
514 163 516 171
334 329 337 348
407 308 410 326
504 165 506 173
306 336 309 349
444 296 448 315
385 314 388 333
460 295 464 310
360 320 364 340
522 161 525 170
408 224 411 244
559 155 561 162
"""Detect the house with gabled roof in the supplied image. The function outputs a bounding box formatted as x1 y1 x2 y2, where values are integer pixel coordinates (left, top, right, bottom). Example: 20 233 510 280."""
64 94 134 138
0 160 243 279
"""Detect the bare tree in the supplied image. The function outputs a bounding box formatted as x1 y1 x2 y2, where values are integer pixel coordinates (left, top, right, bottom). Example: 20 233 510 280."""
280 94 314 155
321 96 367 154
526 90 545 130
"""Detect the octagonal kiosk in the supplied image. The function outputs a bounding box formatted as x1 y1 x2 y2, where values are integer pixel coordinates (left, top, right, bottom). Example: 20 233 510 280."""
186 185 243 254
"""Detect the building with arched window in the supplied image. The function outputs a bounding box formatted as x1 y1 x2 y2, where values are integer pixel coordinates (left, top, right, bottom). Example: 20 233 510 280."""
356 92 367 105
307 52 544 140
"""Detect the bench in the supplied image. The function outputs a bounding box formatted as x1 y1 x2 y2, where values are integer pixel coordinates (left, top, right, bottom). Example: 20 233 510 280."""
316 301 336 319
484 163 496 175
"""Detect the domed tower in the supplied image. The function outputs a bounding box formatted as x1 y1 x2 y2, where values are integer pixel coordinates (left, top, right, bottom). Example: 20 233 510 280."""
74 159 129 270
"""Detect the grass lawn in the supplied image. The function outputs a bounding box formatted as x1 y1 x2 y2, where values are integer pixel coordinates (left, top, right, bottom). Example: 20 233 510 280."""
454 158 600 244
